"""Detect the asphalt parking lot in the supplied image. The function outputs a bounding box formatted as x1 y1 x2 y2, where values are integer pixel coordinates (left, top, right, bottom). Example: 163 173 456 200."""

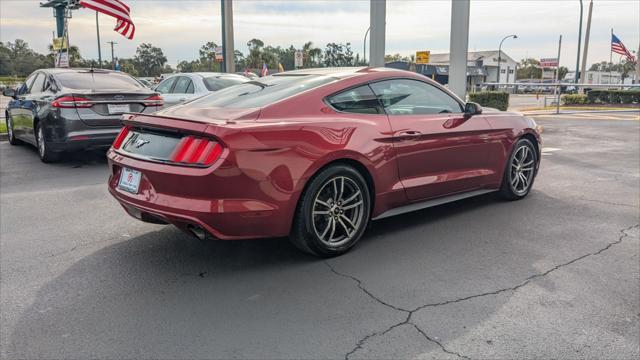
1 112 639 359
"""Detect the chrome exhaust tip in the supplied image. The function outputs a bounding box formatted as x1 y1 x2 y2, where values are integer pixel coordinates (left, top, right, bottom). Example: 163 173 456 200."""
187 224 207 241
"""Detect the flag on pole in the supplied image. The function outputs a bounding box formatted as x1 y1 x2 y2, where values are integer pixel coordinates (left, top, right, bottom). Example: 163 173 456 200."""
611 33 635 61
79 0 135 40
261 63 268 77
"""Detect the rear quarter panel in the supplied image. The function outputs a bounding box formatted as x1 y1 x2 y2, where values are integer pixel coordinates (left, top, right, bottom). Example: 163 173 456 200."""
484 112 542 187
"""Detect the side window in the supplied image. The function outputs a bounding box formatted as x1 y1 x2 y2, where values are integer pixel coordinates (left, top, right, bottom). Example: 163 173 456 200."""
172 76 192 94
155 77 176 94
29 73 46 95
369 79 463 115
326 85 382 114
18 74 37 95
186 80 194 94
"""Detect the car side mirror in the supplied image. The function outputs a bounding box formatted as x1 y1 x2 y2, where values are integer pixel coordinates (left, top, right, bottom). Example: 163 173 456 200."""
2 88 16 99
464 102 483 118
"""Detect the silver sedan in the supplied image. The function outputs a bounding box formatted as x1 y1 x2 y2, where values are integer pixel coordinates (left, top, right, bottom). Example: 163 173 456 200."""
154 72 249 107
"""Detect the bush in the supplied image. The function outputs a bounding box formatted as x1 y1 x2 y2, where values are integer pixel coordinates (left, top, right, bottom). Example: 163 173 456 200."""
562 94 587 105
586 90 640 104
468 91 509 111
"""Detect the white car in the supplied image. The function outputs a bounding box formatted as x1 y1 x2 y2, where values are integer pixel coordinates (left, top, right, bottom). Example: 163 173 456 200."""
154 72 249 107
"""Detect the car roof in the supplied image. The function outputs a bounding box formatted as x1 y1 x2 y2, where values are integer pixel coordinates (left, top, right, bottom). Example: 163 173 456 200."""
38 68 123 75
273 66 408 79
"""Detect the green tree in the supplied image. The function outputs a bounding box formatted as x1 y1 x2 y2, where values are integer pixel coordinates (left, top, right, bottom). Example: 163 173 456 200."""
199 42 221 72
133 43 167 76
323 42 354 67
516 58 542 79
302 41 322 68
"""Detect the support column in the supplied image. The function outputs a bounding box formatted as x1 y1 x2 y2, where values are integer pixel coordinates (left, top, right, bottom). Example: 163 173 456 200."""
54 5 65 37
449 0 470 99
369 0 386 68
221 0 235 73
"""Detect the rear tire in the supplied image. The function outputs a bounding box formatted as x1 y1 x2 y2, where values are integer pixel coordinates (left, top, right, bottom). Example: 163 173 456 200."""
499 138 537 200
36 123 60 163
290 164 371 257
6 115 20 146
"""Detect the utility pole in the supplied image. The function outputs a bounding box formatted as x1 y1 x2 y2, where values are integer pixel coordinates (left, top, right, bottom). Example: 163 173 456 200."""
574 0 584 84
555 35 563 114
635 43 640 84
106 41 117 69
95 12 102 68
449 0 470 99
221 0 235 73
369 0 386 67
579 0 593 88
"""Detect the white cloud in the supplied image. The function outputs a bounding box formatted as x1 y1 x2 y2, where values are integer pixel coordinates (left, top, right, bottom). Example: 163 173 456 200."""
1 0 638 68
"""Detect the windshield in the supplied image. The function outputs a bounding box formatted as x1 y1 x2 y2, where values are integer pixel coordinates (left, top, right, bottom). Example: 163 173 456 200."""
203 76 248 91
55 71 145 91
185 74 336 108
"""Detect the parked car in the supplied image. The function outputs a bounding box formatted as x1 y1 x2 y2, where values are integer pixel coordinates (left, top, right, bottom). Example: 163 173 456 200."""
107 67 541 257
154 72 248 107
137 78 154 88
235 71 259 80
3 68 162 162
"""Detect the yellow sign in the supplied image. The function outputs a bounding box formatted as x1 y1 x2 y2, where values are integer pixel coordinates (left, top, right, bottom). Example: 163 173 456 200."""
416 51 430 64
52 37 68 51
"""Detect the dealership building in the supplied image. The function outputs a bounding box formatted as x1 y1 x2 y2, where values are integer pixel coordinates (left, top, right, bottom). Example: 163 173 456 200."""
386 50 518 90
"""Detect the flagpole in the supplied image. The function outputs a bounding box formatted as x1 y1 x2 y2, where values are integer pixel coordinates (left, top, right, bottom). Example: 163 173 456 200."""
609 28 613 85
96 12 102 68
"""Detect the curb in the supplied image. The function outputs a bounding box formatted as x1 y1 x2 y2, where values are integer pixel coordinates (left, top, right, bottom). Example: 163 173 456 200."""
0 133 7 142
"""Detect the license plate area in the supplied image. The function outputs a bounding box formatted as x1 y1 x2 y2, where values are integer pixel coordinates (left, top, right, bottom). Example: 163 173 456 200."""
108 104 130 114
118 167 142 194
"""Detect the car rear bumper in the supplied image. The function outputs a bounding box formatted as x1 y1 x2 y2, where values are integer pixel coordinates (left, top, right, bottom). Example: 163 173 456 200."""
106 149 298 240
48 127 121 151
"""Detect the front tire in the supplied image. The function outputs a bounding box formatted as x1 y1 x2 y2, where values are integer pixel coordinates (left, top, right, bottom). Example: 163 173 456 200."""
6 115 20 145
36 123 60 163
290 165 371 257
499 138 537 200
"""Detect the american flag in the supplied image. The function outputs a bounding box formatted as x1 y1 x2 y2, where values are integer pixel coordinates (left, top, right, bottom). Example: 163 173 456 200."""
611 33 635 61
261 63 269 77
79 0 135 40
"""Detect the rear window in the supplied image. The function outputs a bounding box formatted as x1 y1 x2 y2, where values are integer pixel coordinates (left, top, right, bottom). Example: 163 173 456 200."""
185 75 336 109
203 76 248 91
55 71 144 91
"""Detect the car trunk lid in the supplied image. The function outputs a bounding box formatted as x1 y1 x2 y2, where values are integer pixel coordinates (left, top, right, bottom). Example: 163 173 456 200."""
114 108 259 165
72 91 158 127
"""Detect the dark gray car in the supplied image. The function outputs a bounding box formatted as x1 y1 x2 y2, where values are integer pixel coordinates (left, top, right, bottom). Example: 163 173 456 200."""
3 68 162 162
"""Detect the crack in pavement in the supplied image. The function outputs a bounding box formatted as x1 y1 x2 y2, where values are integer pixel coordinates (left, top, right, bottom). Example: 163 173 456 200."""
326 223 639 360
578 197 637 208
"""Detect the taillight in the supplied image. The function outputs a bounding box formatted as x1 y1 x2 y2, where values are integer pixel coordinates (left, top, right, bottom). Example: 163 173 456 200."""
143 94 164 107
112 126 131 149
51 96 93 108
170 136 223 166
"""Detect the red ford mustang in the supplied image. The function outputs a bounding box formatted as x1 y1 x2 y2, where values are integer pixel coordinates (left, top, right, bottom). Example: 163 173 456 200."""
107 67 541 257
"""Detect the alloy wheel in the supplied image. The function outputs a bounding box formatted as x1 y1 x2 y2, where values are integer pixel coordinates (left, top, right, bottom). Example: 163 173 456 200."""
312 176 365 247
6 118 14 142
37 126 45 158
510 145 535 195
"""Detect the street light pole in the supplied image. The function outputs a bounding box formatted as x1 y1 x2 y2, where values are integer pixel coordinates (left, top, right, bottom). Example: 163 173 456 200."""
497 34 517 85
106 41 117 69
363 27 370 65
574 0 584 84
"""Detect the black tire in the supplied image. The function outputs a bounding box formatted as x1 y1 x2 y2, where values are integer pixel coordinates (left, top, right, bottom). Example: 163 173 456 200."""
499 138 537 200
6 114 20 146
290 164 371 257
35 123 60 163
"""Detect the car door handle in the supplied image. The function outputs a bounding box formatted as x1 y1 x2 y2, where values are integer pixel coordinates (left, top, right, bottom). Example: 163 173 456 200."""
396 130 422 141
179 98 187 101
398 131 422 136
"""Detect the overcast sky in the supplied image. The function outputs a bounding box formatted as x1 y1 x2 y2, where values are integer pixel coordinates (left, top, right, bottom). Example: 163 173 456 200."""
1 0 638 69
